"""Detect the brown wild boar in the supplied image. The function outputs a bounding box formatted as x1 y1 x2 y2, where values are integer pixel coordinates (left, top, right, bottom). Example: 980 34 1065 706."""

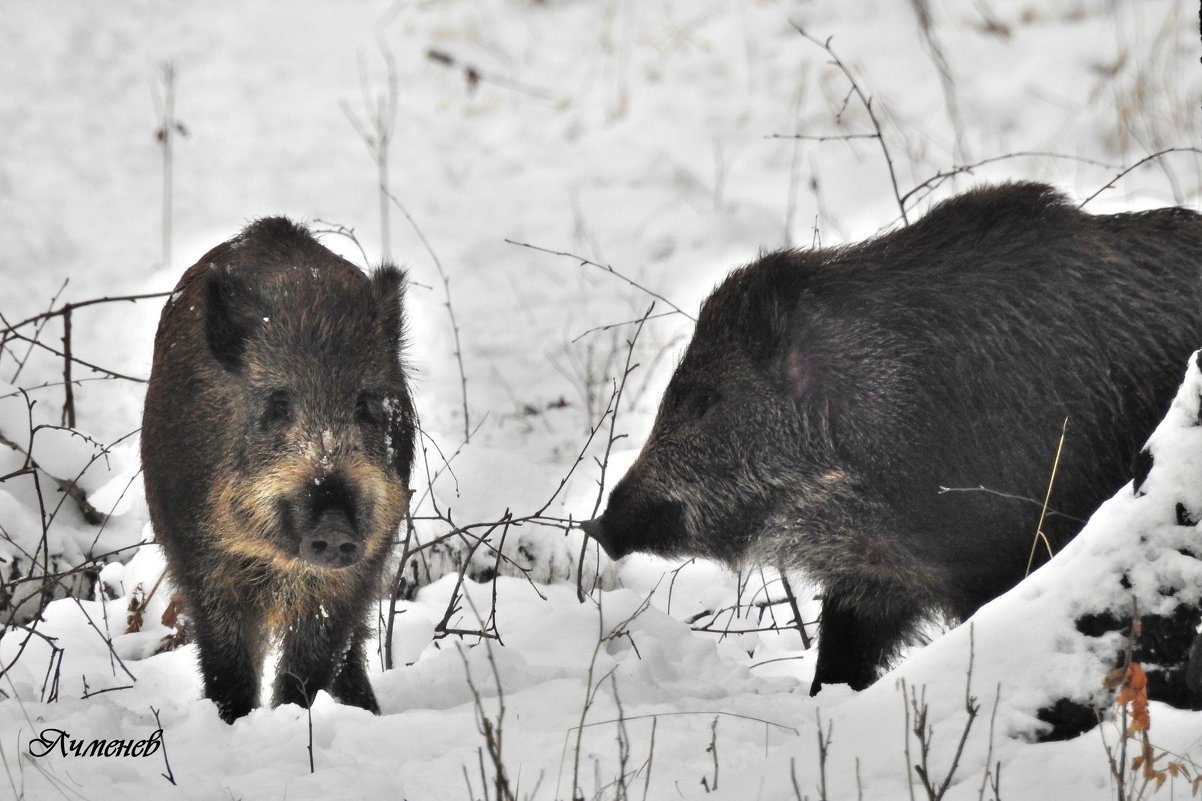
142 218 415 722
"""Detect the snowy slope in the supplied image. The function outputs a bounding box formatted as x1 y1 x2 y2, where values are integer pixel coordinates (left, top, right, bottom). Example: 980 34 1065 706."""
1 1 1200 799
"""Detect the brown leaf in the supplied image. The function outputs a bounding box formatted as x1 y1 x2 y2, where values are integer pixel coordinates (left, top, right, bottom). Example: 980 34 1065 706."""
125 584 145 633
160 592 183 629
1102 666 1127 691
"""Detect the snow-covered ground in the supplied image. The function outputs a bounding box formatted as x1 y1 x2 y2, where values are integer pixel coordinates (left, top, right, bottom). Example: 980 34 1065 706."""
2 1 1201 798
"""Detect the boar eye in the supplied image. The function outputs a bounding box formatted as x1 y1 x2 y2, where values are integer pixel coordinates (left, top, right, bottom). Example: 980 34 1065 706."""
355 391 386 427
691 391 720 419
263 389 295 425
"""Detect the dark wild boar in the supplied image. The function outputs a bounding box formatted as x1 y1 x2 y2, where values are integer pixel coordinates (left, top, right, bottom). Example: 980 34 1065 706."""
583 183 1202 694
142 218 415 722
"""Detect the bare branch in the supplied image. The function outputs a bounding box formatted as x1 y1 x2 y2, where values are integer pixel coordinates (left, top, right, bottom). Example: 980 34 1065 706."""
1078 147 1202 208
791 25 908 224
505 239 695 322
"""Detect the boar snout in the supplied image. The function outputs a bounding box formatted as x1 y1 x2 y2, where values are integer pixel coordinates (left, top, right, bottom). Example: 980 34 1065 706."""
586 478 687 561
581 517 624 561
301 508 361 568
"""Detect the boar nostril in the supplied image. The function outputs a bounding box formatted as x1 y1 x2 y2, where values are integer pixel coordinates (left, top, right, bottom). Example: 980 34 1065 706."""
300 509 361 568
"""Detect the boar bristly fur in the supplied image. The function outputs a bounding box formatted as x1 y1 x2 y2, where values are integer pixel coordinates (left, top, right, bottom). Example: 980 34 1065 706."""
584 183 1202 694
142 217 415 722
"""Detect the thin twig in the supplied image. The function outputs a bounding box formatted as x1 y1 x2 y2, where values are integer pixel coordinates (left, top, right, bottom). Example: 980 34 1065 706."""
425 48 559 103
909 0 967 163
1 291 173 336
505 239 695 322
778 572 814 650
900 151 1117 210
641 716 657 801
60 308 73 428
570 310 679 344
4 279 69 382
149 707 175 785
342 38 399 260
816 711 832 801
767 132 882 142
388 190 471 442
1078 147 1202 207
152 61 186 270
791 25 908 224
2 329 148 383
577 304 654 600
937 483 1082 524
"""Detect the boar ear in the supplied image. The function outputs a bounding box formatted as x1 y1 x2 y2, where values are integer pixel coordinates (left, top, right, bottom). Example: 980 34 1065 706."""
372 264 407 348
740 287 794 364
759 293 794 356
205 269 267 372
782 342 844 444
782 345 818 400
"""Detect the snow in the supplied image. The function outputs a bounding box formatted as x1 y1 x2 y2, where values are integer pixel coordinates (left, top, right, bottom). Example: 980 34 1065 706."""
2 0 1201 799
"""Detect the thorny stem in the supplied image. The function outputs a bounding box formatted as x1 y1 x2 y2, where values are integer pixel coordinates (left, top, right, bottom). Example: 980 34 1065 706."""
909 0 967 164
342 38 399 261
790 757 803 801
938 483 1082 524
504 239 695 322
149 707 175 785
976 682 1003 801
424 48 557 102
458 592 517 801
1079 147 1202 208
565 589 661 800
904 629 980 801
641 716 657 801
3 290 171 415
570 310 678 344
778 571 814 650
3 329 149 383
387 190 471 443
705 716 720 792
3 278 68 383
153 61 180 271
900 151 1116 210
936 626 981 799
0 425 105 526
60 309 73 428
791 25 908 224
590 304 653 522
816 711 832 801
382 516 417 670
1 291 172 336
901 677 918 801
577 303 654 601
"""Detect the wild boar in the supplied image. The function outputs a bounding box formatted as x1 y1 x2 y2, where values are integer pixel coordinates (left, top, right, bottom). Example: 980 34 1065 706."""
142 218 415 721
584 183 1202 693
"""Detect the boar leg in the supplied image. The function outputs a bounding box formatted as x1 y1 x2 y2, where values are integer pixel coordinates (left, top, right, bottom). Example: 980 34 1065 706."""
330 623 380 714
810 584 922 695
192 597 265 723
272 612 349 710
